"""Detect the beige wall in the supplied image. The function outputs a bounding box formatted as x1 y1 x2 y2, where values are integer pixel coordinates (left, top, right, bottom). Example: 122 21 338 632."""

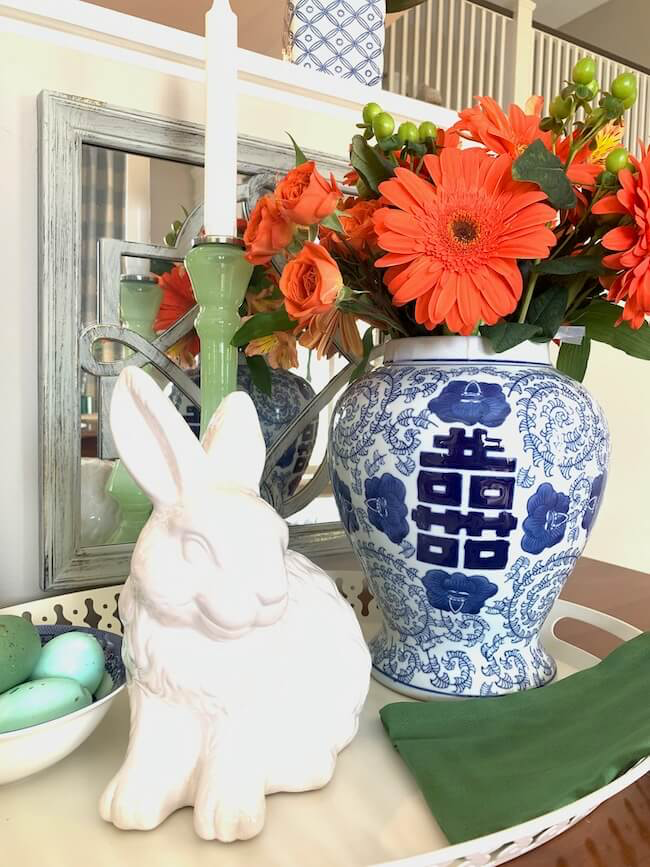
562 0 650 71
85 0 286 57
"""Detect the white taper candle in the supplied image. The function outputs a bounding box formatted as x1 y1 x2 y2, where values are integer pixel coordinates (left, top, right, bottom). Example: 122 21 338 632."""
204 0 239 237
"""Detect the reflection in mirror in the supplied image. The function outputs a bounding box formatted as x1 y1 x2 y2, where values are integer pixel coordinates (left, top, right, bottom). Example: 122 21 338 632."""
78 145 344 551
79 145 203 546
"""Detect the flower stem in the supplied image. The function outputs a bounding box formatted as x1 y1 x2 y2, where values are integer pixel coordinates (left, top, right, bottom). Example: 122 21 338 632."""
518 269 539 324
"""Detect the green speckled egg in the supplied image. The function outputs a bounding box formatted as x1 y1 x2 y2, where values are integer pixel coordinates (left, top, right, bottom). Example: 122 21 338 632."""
0 615 41 694
31 632 105 694
94 670 114 701
0 677 92 733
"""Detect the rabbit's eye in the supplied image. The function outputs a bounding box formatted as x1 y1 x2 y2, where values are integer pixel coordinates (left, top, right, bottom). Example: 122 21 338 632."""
182 534 213 567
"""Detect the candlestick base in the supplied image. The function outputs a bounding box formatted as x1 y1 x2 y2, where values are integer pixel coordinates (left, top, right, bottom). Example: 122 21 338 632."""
184 236 254 438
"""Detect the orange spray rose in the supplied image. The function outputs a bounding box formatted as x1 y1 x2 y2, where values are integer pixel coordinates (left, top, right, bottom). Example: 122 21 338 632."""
244 195 295 265
279 242 343 322
275 162 340 226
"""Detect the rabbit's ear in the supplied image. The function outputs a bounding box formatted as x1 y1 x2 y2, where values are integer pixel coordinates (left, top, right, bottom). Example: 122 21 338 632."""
201 391 266 494
110 367 206 508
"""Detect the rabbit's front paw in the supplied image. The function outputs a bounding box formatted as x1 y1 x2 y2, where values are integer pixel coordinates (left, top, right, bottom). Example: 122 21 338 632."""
99 768 170 831
194 787 266 842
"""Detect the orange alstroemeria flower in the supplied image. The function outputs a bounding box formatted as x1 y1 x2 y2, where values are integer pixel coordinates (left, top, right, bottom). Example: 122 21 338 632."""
373 148 557 335
298 307 363 359
592 148 650 328
279 241 343 323
275 161 340 226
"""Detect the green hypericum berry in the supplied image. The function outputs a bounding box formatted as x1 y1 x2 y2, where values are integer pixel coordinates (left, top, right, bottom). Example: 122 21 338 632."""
418 121 438 141
397 121 420 144
611 72 637 101
372 112 395 140
585 79 600 99
550 96 572 120
362 102 383 125
623 91 638 109
606 147 629 174
572 57 597 85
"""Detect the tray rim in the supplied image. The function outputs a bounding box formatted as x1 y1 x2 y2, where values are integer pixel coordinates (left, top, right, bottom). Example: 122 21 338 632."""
1 588 646 867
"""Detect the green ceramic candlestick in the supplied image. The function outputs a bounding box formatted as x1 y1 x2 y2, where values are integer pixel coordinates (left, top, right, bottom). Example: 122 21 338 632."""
184 236 254 438
106 275 162 544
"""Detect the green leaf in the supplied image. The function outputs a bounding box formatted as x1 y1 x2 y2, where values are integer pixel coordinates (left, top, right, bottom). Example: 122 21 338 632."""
350 135 395 194
231 309 298 347
376 134 402 153
386 0 427 11
320 211 346 234
526 284 569 338
512 139 576 209
350 328 374 383
480 321 543 352
287 133 308 167
536 254 608 276
247 264 273 295
572 299 650 359
337 296 408 336
557 337 591 382
245 354 272 396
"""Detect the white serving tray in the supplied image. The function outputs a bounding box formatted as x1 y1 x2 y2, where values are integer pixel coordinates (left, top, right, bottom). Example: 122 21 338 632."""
2 578 647 867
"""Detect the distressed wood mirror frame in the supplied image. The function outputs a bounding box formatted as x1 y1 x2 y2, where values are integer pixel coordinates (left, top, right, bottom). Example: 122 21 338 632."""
39 90 352 592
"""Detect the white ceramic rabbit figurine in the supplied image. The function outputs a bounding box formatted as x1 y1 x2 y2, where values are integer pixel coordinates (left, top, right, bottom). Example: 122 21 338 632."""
99 367 371 841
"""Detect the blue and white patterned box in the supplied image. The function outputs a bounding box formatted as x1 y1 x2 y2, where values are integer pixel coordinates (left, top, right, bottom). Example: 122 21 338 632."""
284 0 386 86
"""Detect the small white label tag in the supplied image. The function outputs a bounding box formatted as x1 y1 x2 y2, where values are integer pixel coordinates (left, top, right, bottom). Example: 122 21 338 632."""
555 326 586 345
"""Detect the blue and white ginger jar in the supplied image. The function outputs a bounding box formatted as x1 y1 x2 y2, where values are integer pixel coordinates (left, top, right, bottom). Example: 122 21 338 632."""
284 0 386 87
328 337 610 699
172 360 318 510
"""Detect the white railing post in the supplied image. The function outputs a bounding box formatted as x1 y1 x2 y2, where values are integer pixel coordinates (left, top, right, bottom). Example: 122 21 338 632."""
507 0 536 106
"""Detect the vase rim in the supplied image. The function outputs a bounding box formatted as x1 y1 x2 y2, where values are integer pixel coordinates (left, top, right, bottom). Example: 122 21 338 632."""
383 336 551 365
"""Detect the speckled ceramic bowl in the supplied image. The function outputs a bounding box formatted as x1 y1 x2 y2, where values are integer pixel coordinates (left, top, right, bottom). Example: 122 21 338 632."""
0 625 125 784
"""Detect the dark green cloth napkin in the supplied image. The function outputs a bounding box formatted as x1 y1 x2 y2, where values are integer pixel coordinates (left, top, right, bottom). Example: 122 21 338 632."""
380 633 650 844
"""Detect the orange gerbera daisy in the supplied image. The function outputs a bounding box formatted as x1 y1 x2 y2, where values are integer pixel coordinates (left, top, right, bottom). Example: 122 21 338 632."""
592 149 650 328
373 148 557 335
155 264 200 365
451 95 550 158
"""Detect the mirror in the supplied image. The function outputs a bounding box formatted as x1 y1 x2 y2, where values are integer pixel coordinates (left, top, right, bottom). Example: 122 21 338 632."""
40 91 351 591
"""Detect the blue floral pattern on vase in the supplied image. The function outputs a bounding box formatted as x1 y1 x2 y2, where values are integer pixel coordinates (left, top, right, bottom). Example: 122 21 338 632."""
328 340 610 698
582 473 606 532
332 470 359 533
284 0 385 86
171 360 318 508
422 570 498 615
364 472 409 544
521 483 570 555
428 380 511 427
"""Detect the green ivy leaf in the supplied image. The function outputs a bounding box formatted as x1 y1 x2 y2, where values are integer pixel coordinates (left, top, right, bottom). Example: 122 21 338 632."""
245 354 272 396
557 337 591 382
526 285 569 338
480 321 543 352
287 133 308 167
350 135 395 194
349 328 374 383
512 139 576 209
536 254 608 276
231 309 298 347
572 299 650 359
